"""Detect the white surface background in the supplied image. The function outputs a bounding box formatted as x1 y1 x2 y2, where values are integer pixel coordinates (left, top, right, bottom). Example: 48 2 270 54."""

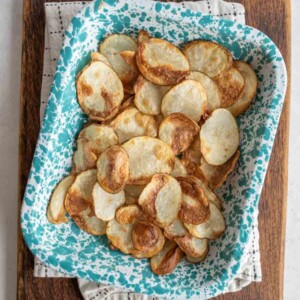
0 0 298 299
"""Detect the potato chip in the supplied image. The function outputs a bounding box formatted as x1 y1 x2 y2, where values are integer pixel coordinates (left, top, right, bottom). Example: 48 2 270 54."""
180 159 208 184
150 240 184 275
227 61 258 116
184 203 225 239
73 124 118 172
175 235 208 258
76 61 124 121
183 40 232 77
115 205 142 224
91 52 111 67
65 170 107 235
110 108 158 143
186 246 209 263
171 158 187 177
164 218 188 239
187 71 221 112
122 137 175 184
92 182 125 221
177 176 210 225
200 150 240 190
161 80 207 122
136 37 189 85
182 135 201 165
138 174 181 227
97 145 129 193
134 76 171 116
159 113 200 155
47 175 75 224
214 67 245 107
200 108 239 166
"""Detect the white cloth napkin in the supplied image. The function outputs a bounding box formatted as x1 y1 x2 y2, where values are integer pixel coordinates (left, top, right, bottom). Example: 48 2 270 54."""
35 1 262 299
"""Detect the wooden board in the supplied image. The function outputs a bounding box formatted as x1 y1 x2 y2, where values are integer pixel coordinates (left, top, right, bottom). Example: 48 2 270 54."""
17 0 291 299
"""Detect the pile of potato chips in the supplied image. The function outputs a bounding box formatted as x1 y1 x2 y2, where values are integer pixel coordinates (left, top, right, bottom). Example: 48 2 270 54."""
47 30 257 275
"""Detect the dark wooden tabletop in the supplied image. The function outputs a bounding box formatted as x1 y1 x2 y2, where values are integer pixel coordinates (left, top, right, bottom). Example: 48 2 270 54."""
17 0 291 299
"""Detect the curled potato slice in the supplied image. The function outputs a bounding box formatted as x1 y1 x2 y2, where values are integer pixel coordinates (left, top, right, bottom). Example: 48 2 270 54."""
184 203 225 239
110 107 158 143
115 205 142 224
76 61 124 121
183 40 232 77
175 235 208 258
187 71 221 113
47 175 75 224
91 52 111 67
177 176 210 225
65 170 107 235
122 137 175 184
164 218 188 239
214 67 245 107
183 135 201 165
134 76 171 116
161 80 207 122
171 158 187 177
150 240 184 275
227 61 258 116
138 174 181 227
97 145 129 193
159 113 200 155
92 182 125 221
136 37 189 85
200 108 239 166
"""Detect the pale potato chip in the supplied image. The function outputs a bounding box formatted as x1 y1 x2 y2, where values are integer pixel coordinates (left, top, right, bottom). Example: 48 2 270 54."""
200 108 239 166
183 40 232 77
65 170 107 235
136 37 189 85
134 76 171 116
164 218 188 239
122 137 175 184
91 52 111 67
47 175 75 224
73 124 118 173
200 150 240 190
177 176 210 225
187 71 221 112
159 113 200 155
214 67 245 107
180 159 208 184
110 108 158 143
92 182 125 221
175 235 208 258
138 174 181 227
150 240 184 275
115 205 142 224
184 203 225 239
76 61 124 121
161 80 207 122
186 245 209 263
227 61 258 116
96 145 129 193
137 30 150 44
171 158 187 177
182 135 201 165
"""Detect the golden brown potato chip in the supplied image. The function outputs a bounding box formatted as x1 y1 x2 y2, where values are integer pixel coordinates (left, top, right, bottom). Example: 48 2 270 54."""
214 67 245 107
91 52 111 67
171 158 187 177
159 113 200 155
183 40 232 77
96 145 129 193
134 76 171 116
177 176 210 225
175 235 208 258
73 124 118 173
150 240 184 275
161 80 207 122
187 71 221 112
65 170 107 235
122 137 175 184
47 175 75 224
227 61 258 116
136 38 189 85
200 108 239 166
110 108 158 143
138 174 181 227
184 203 225 239
92 182 125 221
200 150 240 190
164 218 188 239
180 159 208 184
76 61 124 121
186 245 209 263
182 135 201 165
115 205 142 224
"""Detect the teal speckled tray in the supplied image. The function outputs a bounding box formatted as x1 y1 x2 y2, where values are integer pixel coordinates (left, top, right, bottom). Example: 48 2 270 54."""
21 0 287 299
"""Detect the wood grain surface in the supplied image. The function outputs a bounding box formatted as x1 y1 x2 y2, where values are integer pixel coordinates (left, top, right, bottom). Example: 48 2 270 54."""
17 0 291 299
